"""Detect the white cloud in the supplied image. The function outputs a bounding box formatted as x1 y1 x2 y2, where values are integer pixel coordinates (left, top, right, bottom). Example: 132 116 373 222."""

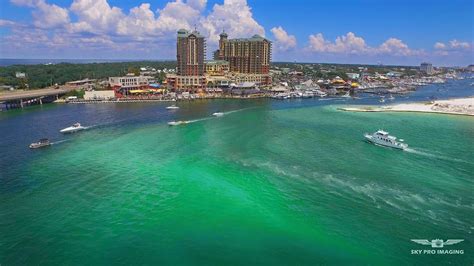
308 32 423 56
201 0 265 43
434 42 446 49
271 26 296 51
69 0 122 34
308 32 368 54
3 0 265 58
0 19 17 27
377 38 419 56
11 0 69 28
434 39 472 56
449 40 470 49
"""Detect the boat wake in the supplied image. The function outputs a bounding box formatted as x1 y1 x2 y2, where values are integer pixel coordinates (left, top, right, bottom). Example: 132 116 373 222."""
222 107 256 115
405 148 472 164
186 117 214 124
51 139 70 145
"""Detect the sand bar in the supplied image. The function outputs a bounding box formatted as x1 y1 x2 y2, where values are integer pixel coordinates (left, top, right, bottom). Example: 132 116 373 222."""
339 97 474 116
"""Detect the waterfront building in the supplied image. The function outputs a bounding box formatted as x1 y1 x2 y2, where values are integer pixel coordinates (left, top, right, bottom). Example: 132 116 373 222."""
205 60 230 76
216 32 271 75
83 90 115 100
170 29 207 91
467 64 474 72
109 75 150 96
420 62 434 75
212 31 272 85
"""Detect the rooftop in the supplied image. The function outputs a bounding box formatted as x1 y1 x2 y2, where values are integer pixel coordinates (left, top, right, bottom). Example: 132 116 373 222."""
177 29 204 38
227 34 270 42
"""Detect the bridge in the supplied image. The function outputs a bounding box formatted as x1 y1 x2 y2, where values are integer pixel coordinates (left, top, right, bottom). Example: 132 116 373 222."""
0 86 76 109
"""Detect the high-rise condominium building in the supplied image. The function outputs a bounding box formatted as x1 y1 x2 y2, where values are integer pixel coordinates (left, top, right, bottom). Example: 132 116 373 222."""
172 29 206 90
177 29 206 76
217 32 271 75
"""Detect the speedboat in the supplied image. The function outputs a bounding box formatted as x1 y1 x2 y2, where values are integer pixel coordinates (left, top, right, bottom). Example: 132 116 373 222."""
166 105 179 110
364 130 408 150
212 112 224 117
168 121 189 126
29 138 51 149
60 123 86 133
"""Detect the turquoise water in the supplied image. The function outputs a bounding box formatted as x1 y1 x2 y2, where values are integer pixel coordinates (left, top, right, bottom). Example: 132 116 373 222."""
1 84 473 265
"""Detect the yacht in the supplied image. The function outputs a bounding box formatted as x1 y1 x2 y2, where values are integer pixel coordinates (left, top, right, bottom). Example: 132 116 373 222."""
212 112 224 117
168 121 189 126
60 123 86 133
29 138 51 149
364 130 408 150
166 105 179 110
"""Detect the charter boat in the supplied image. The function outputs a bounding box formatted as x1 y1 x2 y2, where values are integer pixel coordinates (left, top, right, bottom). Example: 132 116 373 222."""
60 123 85 133
212 112 224 117
168 121 189 126
364 130 408 150
166 105 179 110
29 138 51 149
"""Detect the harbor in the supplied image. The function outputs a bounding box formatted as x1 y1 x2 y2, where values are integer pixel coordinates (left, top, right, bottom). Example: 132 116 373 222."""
1 84 472 265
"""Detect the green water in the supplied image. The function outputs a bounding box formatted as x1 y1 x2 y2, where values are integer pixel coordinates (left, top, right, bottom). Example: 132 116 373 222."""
1 102 473 265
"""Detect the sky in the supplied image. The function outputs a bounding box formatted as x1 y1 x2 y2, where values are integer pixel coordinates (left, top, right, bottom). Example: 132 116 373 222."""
0 0 472 66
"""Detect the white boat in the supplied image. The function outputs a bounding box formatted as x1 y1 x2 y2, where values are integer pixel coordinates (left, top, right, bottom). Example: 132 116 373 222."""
168 121 189 126
166 105 179 110
212 112 224 117
364 130 408 150
60 123 86 133
29 138 51 149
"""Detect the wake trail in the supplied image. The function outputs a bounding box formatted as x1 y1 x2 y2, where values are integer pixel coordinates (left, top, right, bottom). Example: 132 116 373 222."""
223 107 256 115
51 139 71 145
405 148 472 164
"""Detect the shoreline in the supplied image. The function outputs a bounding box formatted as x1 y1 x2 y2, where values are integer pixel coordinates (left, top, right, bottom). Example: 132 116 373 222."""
339 97 474 117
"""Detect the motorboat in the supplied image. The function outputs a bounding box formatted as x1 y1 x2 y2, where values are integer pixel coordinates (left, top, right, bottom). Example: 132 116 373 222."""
212 112 224 117
29 138 51 149
60 123 86 133
168 121 189 126
364 130 408 150
166 105 180 110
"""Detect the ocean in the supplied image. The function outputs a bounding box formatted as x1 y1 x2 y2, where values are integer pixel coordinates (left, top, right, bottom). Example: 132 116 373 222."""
0 79 473 265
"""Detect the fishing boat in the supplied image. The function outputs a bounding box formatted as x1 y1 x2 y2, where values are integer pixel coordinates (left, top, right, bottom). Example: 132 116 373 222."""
212 112 224 117
364 130 408 150
166 105 179 110
29 138 51 149
168 121 189 126
60 123 85 133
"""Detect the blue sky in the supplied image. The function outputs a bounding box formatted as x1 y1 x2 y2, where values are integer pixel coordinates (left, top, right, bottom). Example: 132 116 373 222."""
0 0 472 66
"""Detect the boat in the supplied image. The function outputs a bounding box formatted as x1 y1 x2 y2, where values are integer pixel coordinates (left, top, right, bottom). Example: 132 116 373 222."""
379 98 385 103
212 112 224 117
29 138 51 149
60 123 86 133
168 121 189 126
166 105 179 110
364 130 408 150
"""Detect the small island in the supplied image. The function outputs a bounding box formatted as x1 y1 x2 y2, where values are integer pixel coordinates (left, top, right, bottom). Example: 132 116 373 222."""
339 97 474 116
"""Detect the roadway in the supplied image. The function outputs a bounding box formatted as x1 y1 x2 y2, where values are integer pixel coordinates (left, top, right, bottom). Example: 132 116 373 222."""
0 86 76 101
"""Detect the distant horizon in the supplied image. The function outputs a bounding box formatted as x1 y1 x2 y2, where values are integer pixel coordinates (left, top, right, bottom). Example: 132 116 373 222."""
0 58 470 68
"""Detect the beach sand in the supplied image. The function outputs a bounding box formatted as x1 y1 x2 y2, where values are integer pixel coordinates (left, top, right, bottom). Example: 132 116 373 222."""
340 97 474 116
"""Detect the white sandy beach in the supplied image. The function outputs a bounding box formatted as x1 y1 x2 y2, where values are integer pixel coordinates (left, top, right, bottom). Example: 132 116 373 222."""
340 97 474 116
